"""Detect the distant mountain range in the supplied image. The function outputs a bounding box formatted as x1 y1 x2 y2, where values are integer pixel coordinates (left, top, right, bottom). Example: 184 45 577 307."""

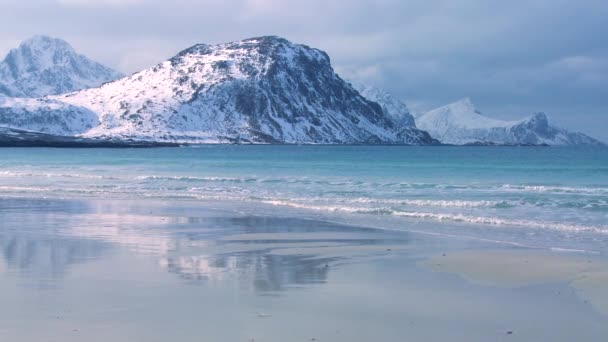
0 35 601 146
415 98 602 145
0 35 436 145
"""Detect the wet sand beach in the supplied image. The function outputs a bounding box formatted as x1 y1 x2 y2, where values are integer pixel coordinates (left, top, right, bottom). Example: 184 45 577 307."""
1 197 607 341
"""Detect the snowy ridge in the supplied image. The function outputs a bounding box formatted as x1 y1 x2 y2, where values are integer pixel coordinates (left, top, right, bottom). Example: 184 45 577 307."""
351 83 416 128
350 83 435 144
416 98 602 145
0 35 123 98
0 36 438 144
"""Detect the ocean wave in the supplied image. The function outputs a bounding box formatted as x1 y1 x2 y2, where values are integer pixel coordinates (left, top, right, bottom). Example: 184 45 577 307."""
0 170 113 180
260 199 608 234
390 212 608 234
0 185 53 192
136 175 256 182
0 183 606 234
345 198 512 208
0 178 605 212
4 169 605 197
501 184 608 195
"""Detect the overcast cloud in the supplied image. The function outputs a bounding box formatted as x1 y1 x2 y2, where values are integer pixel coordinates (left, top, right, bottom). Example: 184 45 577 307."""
1 0 606 140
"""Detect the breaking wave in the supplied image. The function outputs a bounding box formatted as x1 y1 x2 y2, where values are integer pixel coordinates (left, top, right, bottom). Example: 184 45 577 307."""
501 184 608 195
259 199 608 235
2 169 607 196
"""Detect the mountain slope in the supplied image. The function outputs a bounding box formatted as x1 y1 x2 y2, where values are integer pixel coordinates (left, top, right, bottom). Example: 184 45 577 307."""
416 98 603 145
1 36 436 144
351 83 416 128
350 83 436 144
0 95 98 135
0 35 123 97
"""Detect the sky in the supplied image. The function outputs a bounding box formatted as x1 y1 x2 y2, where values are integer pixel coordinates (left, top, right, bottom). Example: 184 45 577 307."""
1 0 607 141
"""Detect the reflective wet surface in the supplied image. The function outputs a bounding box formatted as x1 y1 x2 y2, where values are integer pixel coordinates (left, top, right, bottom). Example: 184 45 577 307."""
1 197 607 341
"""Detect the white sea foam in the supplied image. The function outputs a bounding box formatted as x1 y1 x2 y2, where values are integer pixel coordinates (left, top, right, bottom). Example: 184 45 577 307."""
136 175 252 182
0 186 52 192
3 169 605 197
501 184 608 195
390 212 608 234
345 197 509 208
259 199 608 235
0 170 110 179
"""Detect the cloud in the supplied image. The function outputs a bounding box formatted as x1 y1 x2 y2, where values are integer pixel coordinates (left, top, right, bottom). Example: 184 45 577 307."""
56 0 143 7
549 56 608 85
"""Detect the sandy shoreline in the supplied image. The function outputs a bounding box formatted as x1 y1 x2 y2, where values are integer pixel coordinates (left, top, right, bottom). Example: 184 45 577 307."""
1 197 607 341
424 249 608 317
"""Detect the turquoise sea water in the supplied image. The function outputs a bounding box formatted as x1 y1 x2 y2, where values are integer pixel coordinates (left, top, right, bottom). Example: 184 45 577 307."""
1 145 607 253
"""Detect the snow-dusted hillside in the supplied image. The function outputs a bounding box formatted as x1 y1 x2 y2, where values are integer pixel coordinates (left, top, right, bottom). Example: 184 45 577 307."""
416 98 602 145
350 83 436 144
0 35 123 98
1 36 436 144
0 95 98 135
351 83 416 128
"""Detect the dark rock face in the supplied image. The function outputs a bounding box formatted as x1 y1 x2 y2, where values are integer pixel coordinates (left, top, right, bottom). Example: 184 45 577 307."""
396 127 440 145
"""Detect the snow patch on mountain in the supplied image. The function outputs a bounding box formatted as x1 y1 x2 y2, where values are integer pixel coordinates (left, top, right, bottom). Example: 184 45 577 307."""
0 35 123 97
416 98 603 145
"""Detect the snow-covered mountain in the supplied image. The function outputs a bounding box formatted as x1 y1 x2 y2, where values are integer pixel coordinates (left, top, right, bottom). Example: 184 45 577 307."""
416 98 602 145
351 83 416 128
0 35 123 98
0 36 437 144
350 83 436 144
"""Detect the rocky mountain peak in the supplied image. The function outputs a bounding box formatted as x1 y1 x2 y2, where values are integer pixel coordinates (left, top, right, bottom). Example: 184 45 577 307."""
0 35 123 98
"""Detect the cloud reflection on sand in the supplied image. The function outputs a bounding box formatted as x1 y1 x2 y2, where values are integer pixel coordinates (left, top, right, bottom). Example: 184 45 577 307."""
0 197 410 293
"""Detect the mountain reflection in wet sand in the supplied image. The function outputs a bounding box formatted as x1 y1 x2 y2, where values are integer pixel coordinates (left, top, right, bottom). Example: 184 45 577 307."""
0 197 410 292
